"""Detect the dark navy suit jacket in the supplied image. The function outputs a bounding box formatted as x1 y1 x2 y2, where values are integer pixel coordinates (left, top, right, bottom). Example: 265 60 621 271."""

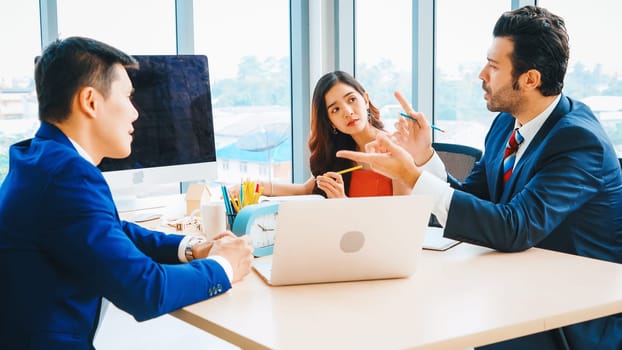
0 123 230 349
443 96 622 350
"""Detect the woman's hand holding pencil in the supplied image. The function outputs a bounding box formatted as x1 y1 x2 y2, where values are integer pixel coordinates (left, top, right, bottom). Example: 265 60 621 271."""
316 164 363 199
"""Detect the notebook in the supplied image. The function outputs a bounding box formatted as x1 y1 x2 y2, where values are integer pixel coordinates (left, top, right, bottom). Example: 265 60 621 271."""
253 195 433 286
423 226 461 251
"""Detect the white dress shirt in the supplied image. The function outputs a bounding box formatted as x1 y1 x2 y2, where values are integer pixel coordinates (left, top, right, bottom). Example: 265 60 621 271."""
412 94 561 227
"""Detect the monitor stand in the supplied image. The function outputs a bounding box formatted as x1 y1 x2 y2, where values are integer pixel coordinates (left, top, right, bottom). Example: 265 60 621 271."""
110 184 185 215
112 194 164 212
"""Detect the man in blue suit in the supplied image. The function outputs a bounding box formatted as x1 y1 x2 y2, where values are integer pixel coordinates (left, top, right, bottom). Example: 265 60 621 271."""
0 37 254 349
338 6 621 350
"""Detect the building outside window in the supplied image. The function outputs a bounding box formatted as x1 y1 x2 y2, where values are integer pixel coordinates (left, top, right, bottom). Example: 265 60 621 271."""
355 1 412 134
193 0 292 186
539 0 622 156
434 0 508 150
0 0 41 185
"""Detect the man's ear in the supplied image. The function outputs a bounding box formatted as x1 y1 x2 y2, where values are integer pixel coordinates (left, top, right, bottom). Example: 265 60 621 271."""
76 86 98 119
521 69 542 91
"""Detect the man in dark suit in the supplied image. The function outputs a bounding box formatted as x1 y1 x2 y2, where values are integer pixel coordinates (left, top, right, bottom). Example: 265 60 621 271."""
338 6 621 350
0 37 253 349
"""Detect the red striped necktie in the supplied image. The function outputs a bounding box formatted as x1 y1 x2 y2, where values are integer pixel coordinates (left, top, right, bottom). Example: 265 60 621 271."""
503 128 524 183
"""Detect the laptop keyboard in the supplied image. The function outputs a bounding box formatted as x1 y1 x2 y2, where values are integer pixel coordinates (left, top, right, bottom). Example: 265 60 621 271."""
253 259 273 281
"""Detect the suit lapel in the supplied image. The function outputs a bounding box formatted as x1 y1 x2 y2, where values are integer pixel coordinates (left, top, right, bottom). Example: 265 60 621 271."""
500 95 571 201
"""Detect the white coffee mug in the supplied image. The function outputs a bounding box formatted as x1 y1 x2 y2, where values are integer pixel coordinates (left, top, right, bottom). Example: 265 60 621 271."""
199 201 226 239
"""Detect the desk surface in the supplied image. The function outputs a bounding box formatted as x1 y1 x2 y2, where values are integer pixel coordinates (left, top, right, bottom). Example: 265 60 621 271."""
171 243 622 350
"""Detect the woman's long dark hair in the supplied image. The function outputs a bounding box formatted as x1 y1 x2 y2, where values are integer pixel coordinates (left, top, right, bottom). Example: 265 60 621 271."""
307 71 383 196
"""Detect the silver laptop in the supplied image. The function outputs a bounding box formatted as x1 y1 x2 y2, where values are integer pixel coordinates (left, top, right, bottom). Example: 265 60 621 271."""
253 195 433 286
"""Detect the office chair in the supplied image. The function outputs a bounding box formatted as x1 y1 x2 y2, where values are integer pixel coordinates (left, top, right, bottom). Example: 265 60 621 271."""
432 142 483 182
427 142 482 228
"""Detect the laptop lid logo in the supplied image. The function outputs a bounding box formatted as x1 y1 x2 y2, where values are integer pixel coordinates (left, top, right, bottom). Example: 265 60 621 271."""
340 231 365 253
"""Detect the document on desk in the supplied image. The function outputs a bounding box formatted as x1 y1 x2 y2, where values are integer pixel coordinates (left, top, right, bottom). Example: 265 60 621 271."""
423 227 460 251
259 194 325 202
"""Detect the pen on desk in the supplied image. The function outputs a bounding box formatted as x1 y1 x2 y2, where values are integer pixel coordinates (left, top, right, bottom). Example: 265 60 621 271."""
220 185 232 214
336 165 363 175
399 112 446 133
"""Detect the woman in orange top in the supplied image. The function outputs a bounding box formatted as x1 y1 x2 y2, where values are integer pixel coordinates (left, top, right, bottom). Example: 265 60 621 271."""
262 70 411 198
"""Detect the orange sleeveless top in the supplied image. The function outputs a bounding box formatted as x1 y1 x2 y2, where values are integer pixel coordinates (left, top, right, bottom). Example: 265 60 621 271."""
347 169 393 197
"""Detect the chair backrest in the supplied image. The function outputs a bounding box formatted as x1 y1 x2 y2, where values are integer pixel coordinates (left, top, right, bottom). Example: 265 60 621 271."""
433 142 483 182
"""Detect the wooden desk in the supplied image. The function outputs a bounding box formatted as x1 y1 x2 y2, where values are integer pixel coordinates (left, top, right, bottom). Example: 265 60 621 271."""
170 244 622 350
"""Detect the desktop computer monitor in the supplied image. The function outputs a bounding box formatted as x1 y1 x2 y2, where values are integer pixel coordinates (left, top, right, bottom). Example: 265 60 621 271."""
98 55 218 210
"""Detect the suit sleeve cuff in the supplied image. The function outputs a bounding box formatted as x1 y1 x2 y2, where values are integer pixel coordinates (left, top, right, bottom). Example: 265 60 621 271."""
419 151 447 180
205 256 234 283
178 235 198 263
412 171 454 226
178 237 233 283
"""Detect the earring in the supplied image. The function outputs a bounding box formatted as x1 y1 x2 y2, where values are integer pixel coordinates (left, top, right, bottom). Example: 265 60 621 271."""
331 125 338 134
367 109 372 121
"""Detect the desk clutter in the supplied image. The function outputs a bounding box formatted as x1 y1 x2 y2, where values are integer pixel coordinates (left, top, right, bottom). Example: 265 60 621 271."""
220 181 264 228
185 183 212 216
126 211 202 234
122 181 268 240
231 201 280 257
124 192 462 260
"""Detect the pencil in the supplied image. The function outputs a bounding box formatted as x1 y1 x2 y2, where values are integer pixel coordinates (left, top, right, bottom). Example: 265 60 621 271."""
399 112 446 133
336 165 363 175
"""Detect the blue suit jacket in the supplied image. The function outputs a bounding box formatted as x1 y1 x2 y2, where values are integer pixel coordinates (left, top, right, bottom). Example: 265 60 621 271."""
443 96 622 350
0 123 231 349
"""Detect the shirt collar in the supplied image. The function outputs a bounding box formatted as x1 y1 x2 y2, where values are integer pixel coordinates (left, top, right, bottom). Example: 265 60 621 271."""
68 138 96 166
514 94 561 146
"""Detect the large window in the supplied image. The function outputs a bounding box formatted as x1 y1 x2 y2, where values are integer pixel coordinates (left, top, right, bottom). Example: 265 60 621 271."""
539 1 622 155
57 0 176 54
434 0 508 150
194 0 291 185
8 1 619 189
355 1 412 133
0 1 41 185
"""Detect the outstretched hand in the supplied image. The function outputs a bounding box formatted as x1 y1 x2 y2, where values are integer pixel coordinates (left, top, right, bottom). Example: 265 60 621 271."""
336 133 421 188
391 91 434 165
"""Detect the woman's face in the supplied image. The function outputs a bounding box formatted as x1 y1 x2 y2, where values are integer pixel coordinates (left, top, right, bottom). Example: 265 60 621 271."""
324 82 369 135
